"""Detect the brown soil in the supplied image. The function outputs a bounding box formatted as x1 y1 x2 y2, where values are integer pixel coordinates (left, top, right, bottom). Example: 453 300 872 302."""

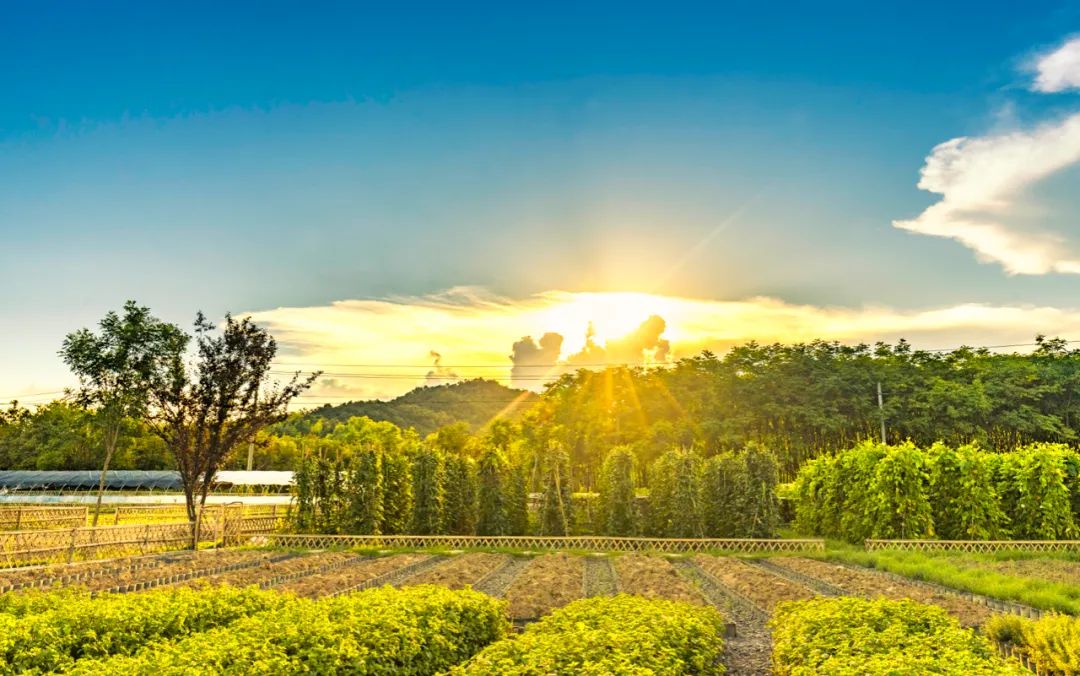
613 554 705 605
694 555 816 612
277 553 429 598
504 553 584 619
177 551 358 590
0 549 277 591
772 558 992 626
400 553 507 590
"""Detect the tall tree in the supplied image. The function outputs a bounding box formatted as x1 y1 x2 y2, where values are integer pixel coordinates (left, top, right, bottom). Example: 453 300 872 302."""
150 313 315 542
346 446 384 534
411 445 446 534
443 454 478 534
476 445 509 536
381 444 414 535
60 301 188 526
598 445 637 536
540 441 572 536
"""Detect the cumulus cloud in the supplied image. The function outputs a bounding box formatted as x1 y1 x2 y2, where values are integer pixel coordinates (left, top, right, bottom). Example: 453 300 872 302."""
894 35 1080 274
893 113 1080 274
245 288 1080 400
1033 36 1080 93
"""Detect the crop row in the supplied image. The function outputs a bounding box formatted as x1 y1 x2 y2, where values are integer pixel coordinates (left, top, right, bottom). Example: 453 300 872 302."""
452 595 728 675
771 597 1023 675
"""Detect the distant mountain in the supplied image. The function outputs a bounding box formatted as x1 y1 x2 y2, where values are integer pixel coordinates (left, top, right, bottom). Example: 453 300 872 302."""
305 379 539 436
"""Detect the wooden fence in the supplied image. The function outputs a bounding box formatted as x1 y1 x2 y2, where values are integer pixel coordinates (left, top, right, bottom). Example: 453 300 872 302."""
0 512 286 568
865 539 1080 554
0 505 89 530
256 534 826 553
112 503 285 525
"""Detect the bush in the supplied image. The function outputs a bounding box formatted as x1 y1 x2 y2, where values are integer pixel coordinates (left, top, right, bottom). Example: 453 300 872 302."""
984 612 1080 674
452 595 727 675
770 597 1023 675
67 585 509 675
0 586 287 674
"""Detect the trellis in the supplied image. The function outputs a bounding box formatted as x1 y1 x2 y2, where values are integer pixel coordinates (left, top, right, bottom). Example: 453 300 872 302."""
256 534 826 553
112 503 284 525
0 523 197 568
865 539 1080 554
0 505 88 530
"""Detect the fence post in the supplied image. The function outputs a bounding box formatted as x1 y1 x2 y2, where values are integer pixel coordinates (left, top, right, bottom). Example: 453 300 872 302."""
14 507 21 531
114 507 121 526
66 527 79 564
216 507 226 547
141 524 150 554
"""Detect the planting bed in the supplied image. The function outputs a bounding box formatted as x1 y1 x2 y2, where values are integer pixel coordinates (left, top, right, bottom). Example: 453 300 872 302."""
472 555 532 598
771 557 992 626
177 551 359 590
0 549 279 593
503 553 584 619
694 555 816 612
583 556 617 597
400 552 507 589
276 553 431 597
612 554 705 604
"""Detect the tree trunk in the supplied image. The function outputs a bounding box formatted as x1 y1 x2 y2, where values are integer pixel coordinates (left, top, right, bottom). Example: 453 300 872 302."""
91 425 120 527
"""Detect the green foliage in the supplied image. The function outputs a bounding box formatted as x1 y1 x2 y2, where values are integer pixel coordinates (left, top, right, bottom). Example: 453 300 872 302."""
347 447 384 534
540 442 572 536
1005 613 1080 675
825 549 1080 615
770 597 1023 675
1007 444 1078 539
599 446 637 536
701 451 749 537
648 448 703 537
476 446 510 536
741 442 781 537
866 441 934 540
444 454 478 535
411 445 446 535
65 585 509 676
0 586 285 674
928 443 1006 539
452 595 727 675
299 379 537 438
505 463 530 535
381 447 413 535
292 453 316 531
793 441 1080 542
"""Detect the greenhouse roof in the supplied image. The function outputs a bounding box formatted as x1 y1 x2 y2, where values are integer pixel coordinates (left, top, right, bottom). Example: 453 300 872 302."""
0 470 294 491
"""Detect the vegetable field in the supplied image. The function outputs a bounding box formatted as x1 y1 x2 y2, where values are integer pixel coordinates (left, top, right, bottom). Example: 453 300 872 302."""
1 546 1078 674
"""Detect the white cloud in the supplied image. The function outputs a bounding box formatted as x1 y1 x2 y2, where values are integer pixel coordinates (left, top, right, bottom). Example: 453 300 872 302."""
893 112 1080 274
1033 37 1080 93
246 288 1080 401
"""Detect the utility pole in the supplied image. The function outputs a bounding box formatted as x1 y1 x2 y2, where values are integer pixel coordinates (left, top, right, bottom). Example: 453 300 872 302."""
877 381 886 444
246 439 255 471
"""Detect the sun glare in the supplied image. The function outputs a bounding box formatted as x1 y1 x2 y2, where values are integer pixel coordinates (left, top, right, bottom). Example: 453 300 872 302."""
538 291 684 355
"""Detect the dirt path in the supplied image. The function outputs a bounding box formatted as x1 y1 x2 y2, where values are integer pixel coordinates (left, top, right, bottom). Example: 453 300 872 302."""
672 558 773 676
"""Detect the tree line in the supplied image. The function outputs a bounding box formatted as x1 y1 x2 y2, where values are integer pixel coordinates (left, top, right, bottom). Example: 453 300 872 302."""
289 422 781 538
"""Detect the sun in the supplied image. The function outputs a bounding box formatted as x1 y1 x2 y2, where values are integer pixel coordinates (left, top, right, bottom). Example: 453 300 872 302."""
536 291 684 355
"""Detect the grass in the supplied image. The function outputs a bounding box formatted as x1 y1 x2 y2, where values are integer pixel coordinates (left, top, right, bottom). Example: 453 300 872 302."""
822 548 1080 615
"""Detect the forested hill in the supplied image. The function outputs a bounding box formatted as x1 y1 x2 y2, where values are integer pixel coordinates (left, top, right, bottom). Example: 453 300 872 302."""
301 379 538 436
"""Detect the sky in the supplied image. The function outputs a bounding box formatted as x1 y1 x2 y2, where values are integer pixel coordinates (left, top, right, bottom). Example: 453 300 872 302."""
4 1 1080 405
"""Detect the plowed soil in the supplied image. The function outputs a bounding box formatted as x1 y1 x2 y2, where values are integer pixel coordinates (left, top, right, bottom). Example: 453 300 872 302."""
694 555 816 612
504 553 584 619
613 554 705 605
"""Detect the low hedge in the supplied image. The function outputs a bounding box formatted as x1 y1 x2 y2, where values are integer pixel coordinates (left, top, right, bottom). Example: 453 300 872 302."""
0 586 287 674
451 594 727 675
984 612 1080 674
770 597 1024 675
67 585 509 675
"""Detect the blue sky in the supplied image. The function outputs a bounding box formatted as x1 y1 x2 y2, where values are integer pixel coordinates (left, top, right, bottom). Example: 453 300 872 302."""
4 1 1080 402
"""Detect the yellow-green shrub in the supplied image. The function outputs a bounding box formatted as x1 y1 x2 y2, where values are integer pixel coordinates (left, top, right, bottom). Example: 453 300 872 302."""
452 594 727 675
770 597 1023 675
986 612 1080 674
67 585 508 675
